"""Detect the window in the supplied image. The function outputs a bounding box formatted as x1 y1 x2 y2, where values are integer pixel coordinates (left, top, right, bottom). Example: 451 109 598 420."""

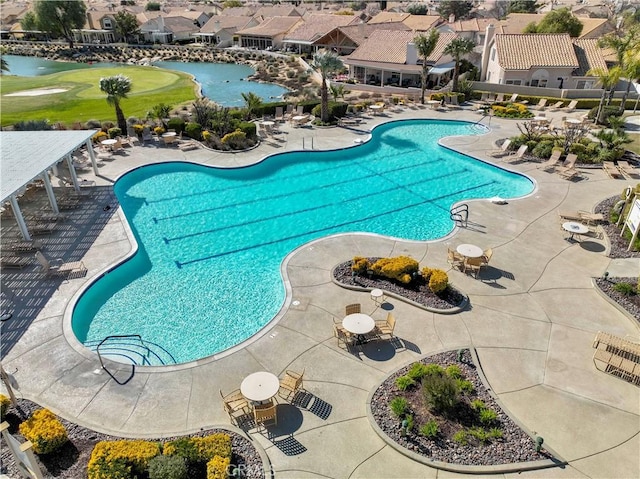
103 18 112 29
576 80 594 89
505 80 522 85
530 79 547 88
490 48 496 61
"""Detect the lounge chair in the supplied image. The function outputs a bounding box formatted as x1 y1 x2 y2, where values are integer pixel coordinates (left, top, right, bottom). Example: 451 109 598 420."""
345 303 361 315
562 100 578 112
219 389 250 424
557 210 602 224
274 106 284 122
508 93 519 103
278 369 304 401
537 150 563 171
534 98 547 110
548 101 565 111
374 312 396 338
178 141 199 151
35 251 87 278
142 128 154 144
503 144 528 162
1 255 32 269
495 93 505 102
555 154 578 176
602 161 623 179
617 160 640 179
489 139 512 158
6 239 43 252
29 222 57 235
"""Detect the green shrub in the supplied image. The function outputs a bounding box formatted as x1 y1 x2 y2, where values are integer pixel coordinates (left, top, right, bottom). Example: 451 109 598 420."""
13 119 52 131
453 430 468 445
311 101 349 121
404 414 414 433
87 440 160 478
422 371 459 414
192 434 232 462
371 256 419 284
351 256 371 274
531 139 555 158
470 399 485 411
588 105 622 126
423 364 445 376
185 122 203 140
0 395 10 419
467 426 502 443
207 455 231 479
236 121 257 138
445 364 462 379
456 378 475 394
163 437 199 463
428 269 448 293
389 397 408 417
86 119 102 129
221 130 247 148
19 409 68 455
148 454 187 479
396 375 416 391
614 282 636 295
420 420 439 438
407 362 429 381
107 127 122 139
479 408 498 426
93 131 108 143
167 117 186 133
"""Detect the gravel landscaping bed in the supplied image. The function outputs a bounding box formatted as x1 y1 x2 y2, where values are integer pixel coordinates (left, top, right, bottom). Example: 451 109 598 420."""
370 350 549 466
0 399 263 479
333 260 465 311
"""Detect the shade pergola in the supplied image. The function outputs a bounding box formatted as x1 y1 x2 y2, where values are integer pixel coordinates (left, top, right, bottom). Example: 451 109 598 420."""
0 130 98 240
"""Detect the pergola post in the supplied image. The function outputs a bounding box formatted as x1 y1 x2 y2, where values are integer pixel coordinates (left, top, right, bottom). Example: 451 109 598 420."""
66 154 81 192
8 195 30 241
41 172 59 214
86 139 99 175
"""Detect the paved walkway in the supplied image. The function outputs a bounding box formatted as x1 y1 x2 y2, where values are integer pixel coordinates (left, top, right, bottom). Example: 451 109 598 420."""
1 105 639 478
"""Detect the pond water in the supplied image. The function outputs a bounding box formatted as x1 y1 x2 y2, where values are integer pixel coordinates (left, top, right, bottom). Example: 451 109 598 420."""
2 55 289 106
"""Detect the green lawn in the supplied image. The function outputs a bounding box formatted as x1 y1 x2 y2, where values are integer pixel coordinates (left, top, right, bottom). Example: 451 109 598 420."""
626 133 640 155
0 65 198 127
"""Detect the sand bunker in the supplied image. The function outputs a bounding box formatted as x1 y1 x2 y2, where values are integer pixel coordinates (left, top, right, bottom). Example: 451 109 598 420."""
5 88 68 97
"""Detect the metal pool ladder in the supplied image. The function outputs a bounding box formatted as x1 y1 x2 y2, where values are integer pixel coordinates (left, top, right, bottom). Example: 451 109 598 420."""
450 204 469 227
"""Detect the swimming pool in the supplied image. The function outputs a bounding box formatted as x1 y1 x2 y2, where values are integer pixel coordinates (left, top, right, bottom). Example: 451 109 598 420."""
71 120 533 365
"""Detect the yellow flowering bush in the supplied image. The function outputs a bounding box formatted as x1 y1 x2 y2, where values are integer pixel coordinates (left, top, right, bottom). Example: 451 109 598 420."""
421 267 433 282
87 440 161 479
133 124 144 135
352 256 371 274
207 455 231 479
192 434 232 461
221 129 247 148
18 408 68 455
371 256 419 284
428 269 449 293
154 126 165 136
202 130 212 141
92 131 107 143
0 394 10 419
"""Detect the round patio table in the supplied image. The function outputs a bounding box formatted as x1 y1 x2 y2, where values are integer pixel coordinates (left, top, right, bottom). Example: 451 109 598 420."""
562 221 589 241
240 372 279 403
342 313 375 335
101 139 117 148
456 244 483 258
161 132 177 138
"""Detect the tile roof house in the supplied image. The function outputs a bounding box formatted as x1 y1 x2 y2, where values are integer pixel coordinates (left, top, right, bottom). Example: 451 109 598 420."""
312 21 410 55
343 30 457 89
282 13 359 53
481 31 609 90
73 9 122 44
498 13 614 39
139 15 201 44
235 16 304 50
219 6 258 17
197 15 257 46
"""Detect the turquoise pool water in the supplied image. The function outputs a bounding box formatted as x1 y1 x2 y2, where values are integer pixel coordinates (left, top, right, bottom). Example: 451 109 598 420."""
72 120 533 364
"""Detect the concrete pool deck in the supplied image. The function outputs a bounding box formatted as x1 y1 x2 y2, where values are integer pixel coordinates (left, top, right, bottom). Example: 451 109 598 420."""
1 104 639 478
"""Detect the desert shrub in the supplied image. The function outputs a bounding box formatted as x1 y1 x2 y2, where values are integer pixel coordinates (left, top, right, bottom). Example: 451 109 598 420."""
185 122 203 140
167 117 186 133
389 397 408 417
395 375 415 391
101 121 116 130
148 454 187 479
19 409 68 455
371 256 419 284
13 119 52 131
107 127 122 139
424 364 445 376
420 420 439 438
352 256 371 274
456 378 475 394
479 408 498 426
221 130 247 149
0 395 10 419
445 364 462 379
453 430 468 445
88 440 160 478
86 119 102 129
468 426 502 443
207 455 231 479
422 371 459 415
531 139 555 158
614 282 636 295
407 362 429 381
428 269 448 293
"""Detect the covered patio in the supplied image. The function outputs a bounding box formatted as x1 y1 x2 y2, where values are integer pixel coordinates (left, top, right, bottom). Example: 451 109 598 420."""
1 130 98 240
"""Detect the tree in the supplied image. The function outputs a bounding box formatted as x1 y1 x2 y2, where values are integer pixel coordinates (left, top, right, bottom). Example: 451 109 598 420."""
587 67 622 124
443 37 475 93
436 1 474 21
114 11 140 43
33 0 87 48
145 2 161 11
99 74 132 134
223 0 243 7
508 0 540 14
241 92 263 120
329 84 346 102
620 51 640 112
407 3 428 15
20 11 37 32
311 49 343 123
414 30 440 104
524 7 583 37
0 56 8 73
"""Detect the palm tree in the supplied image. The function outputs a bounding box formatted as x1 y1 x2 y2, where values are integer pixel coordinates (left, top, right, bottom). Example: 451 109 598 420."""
1 56 9 73
241 92 263 120
311 49 343 123
413 30 440 104
99 74 132 134
443 37 475 93
329 83 346 102
587 67 622 125
598 27 640 112
620 51 640 113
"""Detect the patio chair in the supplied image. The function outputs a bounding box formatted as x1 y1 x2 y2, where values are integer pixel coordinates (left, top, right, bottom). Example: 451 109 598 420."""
220 389 250 423
464 256 483 278
447 247 464 269
1 255 32 269
275 106 284 122
602 161 623 179
334 323 354 349
481 248 493 265
254 402 277 431
488 139 512 158
548 101 565 111
295 105 304 115
617 160 640 179
35 251 87 278
142 128 154 143
537 150 562 172
503 144 528 162
534 98 547 110
278 369 304 401
375 312 396 339
345 303 361 315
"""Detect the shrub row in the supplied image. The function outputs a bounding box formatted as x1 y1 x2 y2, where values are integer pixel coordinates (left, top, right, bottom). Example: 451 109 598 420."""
352 256 449 293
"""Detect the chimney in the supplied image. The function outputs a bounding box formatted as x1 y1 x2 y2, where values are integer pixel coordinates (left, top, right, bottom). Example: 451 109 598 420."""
449 14 455 24
406 42 418 65
480 24 495 82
